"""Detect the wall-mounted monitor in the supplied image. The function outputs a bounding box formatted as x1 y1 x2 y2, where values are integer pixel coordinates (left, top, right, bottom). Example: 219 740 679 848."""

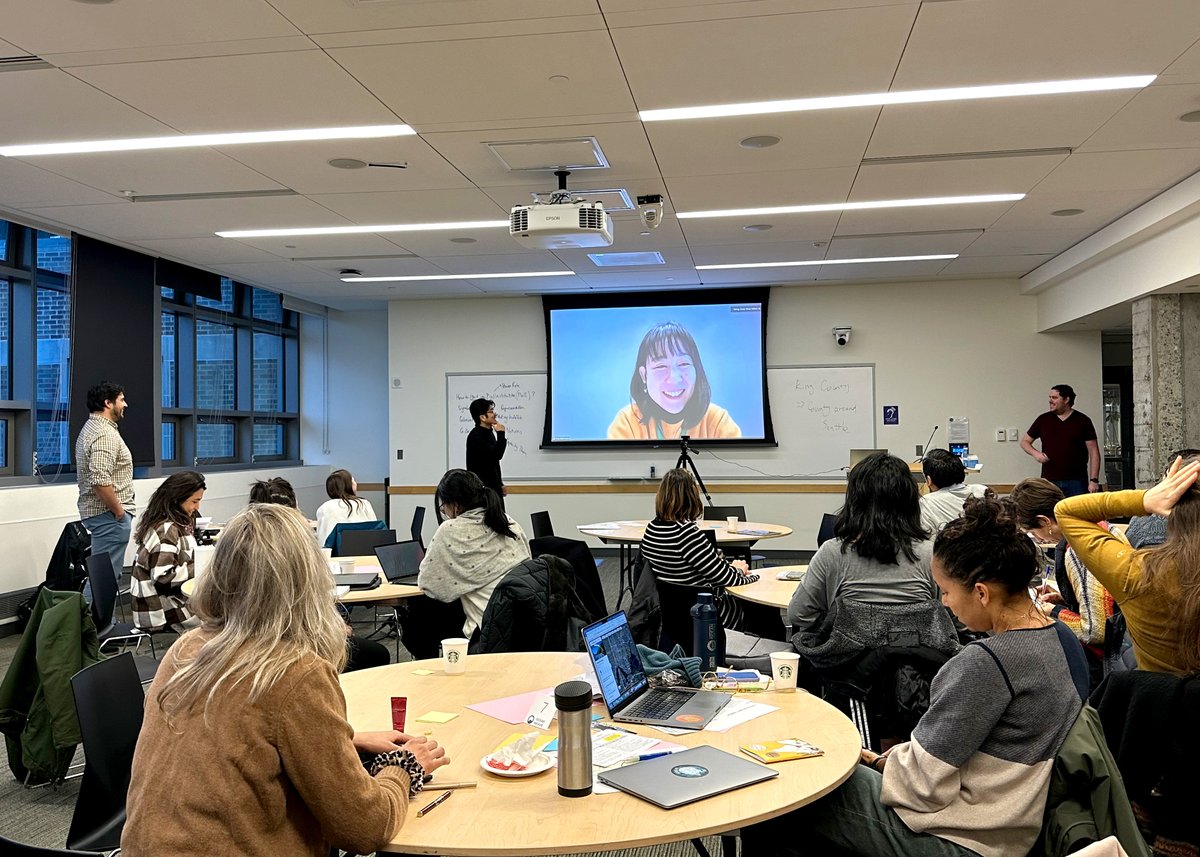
542 288 776 447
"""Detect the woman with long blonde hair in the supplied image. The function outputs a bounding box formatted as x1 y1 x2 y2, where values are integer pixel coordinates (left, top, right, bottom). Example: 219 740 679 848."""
123 503 448 856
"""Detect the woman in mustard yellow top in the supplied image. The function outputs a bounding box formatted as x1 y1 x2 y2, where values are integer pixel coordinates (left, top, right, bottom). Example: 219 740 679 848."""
607 321 741 440
1055 455 1200 675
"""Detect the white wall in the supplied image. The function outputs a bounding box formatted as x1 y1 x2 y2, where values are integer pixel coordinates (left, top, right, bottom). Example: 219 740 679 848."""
388 280 1102 549
0 465 329 608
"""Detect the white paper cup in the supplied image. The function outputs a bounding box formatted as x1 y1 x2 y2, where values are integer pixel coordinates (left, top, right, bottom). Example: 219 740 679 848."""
770 651 801 693
726 516 739 532
327 560 340 576
337 558 356 575
441 637 469 675
320 547 333 562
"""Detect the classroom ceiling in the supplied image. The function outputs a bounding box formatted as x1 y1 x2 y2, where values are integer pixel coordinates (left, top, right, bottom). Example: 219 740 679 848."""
2 0 1200 309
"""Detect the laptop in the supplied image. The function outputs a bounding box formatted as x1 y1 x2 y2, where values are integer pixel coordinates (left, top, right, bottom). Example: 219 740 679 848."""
849 448 887 470
374 539 423 583
582 612 730 730
598 745 777 809
334 572 382 591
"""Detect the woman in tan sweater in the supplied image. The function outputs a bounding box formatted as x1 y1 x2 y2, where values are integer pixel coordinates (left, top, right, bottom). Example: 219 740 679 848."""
1055 454 1200 675
122 503 449 856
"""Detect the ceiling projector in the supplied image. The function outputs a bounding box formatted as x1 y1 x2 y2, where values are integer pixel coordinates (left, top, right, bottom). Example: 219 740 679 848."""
509 199 613 250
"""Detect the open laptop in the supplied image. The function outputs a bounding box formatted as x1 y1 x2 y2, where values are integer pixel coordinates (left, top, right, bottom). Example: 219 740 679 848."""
598 745 777 809
374 539 423 584
582 612 730 730
849 448 887 470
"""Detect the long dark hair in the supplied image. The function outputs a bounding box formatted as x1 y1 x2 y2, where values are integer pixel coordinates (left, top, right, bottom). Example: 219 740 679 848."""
1142 452 1200 671
136 470 206 544
249 476 296 508
834 452 927 564
934 496 1037 596
435 469 517 539
326 469 361 515
628 322 712 428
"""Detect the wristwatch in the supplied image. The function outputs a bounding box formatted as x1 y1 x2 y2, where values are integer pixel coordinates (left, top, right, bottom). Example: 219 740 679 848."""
1089 478 1100 484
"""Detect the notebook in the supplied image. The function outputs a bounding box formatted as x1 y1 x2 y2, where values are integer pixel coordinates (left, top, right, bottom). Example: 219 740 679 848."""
374 540 423 583
582 612 729 730
598 745 777 809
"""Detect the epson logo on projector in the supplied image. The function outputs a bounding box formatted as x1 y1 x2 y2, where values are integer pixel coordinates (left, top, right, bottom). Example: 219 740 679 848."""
509 200 613 250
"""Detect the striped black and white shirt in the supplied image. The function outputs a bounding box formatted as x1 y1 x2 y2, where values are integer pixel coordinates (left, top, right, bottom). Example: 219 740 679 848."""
640 518 759 628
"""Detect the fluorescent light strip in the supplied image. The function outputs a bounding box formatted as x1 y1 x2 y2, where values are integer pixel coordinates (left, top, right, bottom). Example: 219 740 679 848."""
342 271 575 282
678 193 1023 220
0 124 415 157
217 220 508 239
640 75 1155 122
697 254 958 271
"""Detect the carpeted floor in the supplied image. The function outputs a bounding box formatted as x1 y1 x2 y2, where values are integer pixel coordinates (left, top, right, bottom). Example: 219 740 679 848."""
0 550 809 853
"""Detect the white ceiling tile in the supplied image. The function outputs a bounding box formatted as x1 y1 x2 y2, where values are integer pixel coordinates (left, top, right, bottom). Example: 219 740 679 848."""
850 154 1066 199
468 273 590 292
1080 83 1200 151
960 229 1093 257
419 253 568 275
1161 38 1200 85
551 246 695 273
69 51 400 134
0 157 121 206
865 94 1136 158
574 269 702 289
645 109 879 176
423 122 658 188
939 255 1054 277
697 267 820 286
690 241 825 266
988 189 1159 232
0 0 298 54
307 188 509 223
225 234 423 261
219 260 340 286
666 167 857 212
0 36 23 54
835 200 1016 236
602 0 914 25
678 214 840 247
378 230 540 258
891 0 1200 89
24 150 286 197
42 37 317 70
612 5 916 109
813 258 950 280
219 137 473 195
0 68 169 143
369 281 487 299
826 231 982 258
328 32 635 126
135 237 285 266
265 0 598 35
1032 149 1200 194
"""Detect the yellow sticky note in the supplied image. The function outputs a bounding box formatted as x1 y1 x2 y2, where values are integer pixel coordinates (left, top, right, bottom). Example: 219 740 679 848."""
416 711 458 724
411 669 434 676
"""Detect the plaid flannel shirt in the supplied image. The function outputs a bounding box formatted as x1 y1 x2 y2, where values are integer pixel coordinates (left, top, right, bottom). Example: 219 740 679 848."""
75 414 134 519
131 520 196 631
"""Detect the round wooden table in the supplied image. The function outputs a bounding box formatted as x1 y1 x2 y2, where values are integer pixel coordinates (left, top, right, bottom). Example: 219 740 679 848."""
181 555 422 605
341 651 860 856
577 519 793 546
727 566 807 610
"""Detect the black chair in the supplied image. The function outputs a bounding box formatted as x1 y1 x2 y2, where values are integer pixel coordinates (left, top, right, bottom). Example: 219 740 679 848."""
326 520 389 555
410 505 427 549
656 579 726 659
816 513 837 547
66 653 145 852
398 596 467 661
530 536 607 622
702 506 764 568
0 835 103 856
530 511 554 540
84 554 158 682
336 527 397 558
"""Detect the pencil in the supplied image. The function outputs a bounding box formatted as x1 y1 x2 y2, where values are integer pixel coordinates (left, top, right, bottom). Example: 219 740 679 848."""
425 781 477 790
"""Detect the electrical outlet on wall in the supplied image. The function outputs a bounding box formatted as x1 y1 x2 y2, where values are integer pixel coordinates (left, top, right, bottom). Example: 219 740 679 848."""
1007 427 1019 442
994 428 1007 442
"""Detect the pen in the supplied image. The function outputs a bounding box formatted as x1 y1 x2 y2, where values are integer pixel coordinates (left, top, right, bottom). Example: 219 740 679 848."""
425 781 477 791
416 790 452 817
637 751 676 761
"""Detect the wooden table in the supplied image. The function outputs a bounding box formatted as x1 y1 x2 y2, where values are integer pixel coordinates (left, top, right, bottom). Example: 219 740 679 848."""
342 652 859 856
180 555 422 605
727 566 806 610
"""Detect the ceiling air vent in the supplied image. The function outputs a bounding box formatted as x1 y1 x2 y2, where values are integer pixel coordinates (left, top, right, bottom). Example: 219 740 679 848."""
0 55 54 73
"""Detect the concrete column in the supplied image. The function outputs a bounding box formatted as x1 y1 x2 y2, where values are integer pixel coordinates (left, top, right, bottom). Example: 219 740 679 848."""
1131 293 1200 486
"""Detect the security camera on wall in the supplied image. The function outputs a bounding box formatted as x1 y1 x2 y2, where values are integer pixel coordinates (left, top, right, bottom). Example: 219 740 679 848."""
832 326 852 347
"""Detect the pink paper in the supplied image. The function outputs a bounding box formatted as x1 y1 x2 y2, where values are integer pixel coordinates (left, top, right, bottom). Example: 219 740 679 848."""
466 688 553 724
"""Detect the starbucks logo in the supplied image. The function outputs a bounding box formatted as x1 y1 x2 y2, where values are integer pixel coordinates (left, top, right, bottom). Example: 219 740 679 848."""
447 651 460 663
778 664 793 679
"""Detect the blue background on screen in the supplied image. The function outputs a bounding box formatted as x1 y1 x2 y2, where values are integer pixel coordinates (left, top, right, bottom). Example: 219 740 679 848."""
549 301 765 440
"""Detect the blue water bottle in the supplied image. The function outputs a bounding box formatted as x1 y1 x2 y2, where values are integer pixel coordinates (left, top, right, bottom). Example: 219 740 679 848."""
691 592 723 672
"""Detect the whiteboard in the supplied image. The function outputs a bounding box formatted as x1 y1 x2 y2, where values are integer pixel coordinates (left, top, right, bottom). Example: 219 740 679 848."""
446 365 875 481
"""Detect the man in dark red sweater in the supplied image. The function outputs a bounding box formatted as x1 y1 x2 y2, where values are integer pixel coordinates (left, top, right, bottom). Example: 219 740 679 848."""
1019 384 1100 497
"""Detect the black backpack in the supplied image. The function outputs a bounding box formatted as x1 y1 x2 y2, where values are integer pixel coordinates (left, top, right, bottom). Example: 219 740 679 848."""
16 522 92 631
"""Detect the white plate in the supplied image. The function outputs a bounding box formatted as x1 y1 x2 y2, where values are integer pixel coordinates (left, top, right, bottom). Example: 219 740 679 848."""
479 752 553 778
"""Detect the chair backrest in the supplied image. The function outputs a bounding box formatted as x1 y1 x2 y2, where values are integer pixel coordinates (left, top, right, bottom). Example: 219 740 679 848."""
67 652 145 851
702 505 746 521
816 513 837 547
530 535 607 621
410 505 427 548
83 553 118 634
399 596 467 660
329 521 391 556
473 556 590 654
655 578 724 658
530 510 554 539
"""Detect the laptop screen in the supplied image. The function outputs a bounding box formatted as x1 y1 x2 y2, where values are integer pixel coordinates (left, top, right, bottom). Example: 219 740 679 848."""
374 540 423 582
582 612 649 714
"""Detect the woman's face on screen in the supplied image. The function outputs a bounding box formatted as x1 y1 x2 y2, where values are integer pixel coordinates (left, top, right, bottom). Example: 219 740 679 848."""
640 347 696 415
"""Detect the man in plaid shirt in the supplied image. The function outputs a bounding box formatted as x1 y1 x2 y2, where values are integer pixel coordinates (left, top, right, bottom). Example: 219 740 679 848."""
76 381 135 592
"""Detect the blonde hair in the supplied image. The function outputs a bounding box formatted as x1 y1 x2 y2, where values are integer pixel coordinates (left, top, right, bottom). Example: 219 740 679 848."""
156 503 348 721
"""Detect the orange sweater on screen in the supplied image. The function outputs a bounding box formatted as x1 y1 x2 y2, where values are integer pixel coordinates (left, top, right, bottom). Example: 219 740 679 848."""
607 402 741 440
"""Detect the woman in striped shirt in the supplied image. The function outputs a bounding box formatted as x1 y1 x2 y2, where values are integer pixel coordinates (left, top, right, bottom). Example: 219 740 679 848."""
641 468 758 628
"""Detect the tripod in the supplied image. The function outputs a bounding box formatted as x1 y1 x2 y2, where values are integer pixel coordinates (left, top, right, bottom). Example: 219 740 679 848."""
675 434 712 505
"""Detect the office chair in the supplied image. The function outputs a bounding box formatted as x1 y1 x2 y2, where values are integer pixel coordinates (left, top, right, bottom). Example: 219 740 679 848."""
530 510 554 540
701 506 763 568
84 554 158 682
816 513 837 548
410 505 427 549
327 522 392 556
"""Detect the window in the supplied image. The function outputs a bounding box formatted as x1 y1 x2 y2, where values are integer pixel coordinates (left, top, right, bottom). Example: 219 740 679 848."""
196 418 235 461
0 279 10 400
161 420 177 465
252 332 283 412
161 311 177 408
195 276 235 312
253 420 284 458
37 231 72 275
36 285 71 468
252 287 283 322
195 319 235 410
0 414 10 475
